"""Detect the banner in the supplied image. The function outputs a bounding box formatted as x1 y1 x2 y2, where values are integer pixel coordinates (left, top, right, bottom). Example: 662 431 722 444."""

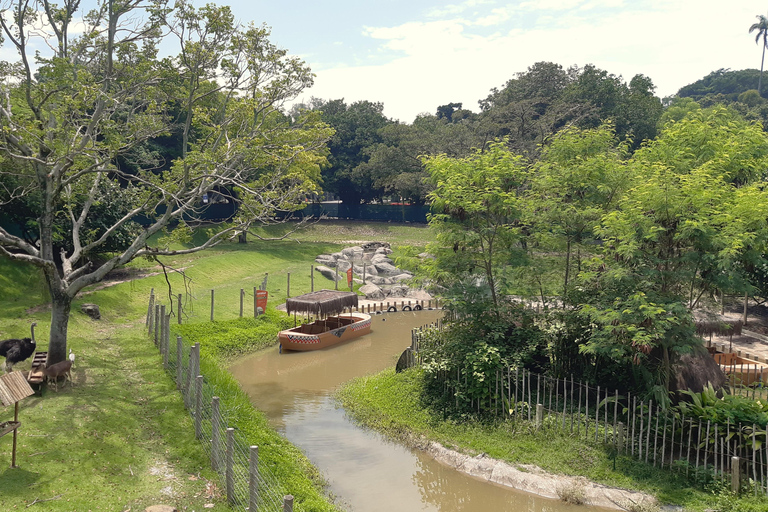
346 267 353 289
256 289 268 311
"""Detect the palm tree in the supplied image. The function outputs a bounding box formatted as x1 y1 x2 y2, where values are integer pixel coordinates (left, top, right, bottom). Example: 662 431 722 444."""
750 14 768 96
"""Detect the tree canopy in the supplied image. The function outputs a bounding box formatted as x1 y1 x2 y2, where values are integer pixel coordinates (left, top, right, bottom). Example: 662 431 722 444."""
0 0 332 363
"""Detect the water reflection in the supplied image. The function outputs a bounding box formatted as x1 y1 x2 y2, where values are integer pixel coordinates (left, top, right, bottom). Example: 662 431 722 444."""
230 310 612 512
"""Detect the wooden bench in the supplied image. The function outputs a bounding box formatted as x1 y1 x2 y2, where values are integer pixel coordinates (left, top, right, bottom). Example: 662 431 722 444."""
26 351 47 391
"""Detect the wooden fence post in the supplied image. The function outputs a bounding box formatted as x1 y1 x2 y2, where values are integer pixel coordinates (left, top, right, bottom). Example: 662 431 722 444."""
617 422 624 453
240 289 244 318
176 336 183 390
249 445 259 511
254 287 258 318
195 375 203 439
162 314 169 368
287 273 291 298
212 397 221 472
334 266 338 290
535 404 544 429
177 293 182 324
210 289 215 322
226 427 235 505
311 265 314 292
283 495 294 512
154 304 160 345
146 288 154 328
732 456 740 493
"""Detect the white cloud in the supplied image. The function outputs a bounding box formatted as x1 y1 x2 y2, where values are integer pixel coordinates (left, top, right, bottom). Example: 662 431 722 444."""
300 1 768 122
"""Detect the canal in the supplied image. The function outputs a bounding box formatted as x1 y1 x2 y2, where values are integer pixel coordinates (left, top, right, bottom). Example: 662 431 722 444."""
230 310 613 511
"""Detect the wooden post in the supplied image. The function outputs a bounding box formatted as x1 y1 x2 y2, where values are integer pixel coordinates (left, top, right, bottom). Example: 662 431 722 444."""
287 272 291 298
334 266 338 290
535 404 544 429
617 422 624 453
744 292 749 325
11 402 19 468
162 314 169 368
226 428 235 505
249 446 259 511
210 289 215 322
311 265 314 292
158 305 166 347
195 375 203 439
732 456 740 493
177 293 183 325
240 289 244 318
363 264 366 284
283 495 294 512
176 336 183 389
154 304 160 345
146 288 155 328
212 397 221 472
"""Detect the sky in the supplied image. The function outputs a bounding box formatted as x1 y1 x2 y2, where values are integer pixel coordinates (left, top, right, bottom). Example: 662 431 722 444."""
210 0 768 123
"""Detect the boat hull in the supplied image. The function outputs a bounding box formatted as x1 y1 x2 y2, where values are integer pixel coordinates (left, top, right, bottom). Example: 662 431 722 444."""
279 313 372 351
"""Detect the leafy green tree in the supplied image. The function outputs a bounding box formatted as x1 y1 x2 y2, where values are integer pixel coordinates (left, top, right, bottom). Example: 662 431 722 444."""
424 141 528 308
578 106 768 399
750 14 768 95
527 123 629 298
315 99 390 203
0 0 331 364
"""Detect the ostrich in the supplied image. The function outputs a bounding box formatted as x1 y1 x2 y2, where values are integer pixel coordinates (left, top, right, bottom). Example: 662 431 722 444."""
0 322 37 373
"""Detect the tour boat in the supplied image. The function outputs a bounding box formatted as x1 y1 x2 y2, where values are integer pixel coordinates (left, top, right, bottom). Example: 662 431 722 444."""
279 290 372 351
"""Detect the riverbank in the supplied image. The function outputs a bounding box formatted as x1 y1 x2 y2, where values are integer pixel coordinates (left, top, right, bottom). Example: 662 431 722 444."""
336 367 768 512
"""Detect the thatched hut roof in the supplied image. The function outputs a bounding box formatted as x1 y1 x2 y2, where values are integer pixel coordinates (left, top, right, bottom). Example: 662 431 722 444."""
285 290 359 317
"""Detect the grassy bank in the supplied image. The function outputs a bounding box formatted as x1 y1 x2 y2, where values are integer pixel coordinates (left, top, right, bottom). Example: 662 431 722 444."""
0 220 433 510
336 368 768 512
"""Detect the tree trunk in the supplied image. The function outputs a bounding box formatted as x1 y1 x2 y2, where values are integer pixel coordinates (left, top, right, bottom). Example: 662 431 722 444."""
760 43 766 97
47 290 72 365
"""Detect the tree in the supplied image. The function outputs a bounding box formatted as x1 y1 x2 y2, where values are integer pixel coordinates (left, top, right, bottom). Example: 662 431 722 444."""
424 141 527 308
750 14 768 96
578 106 768 398
315 99 390 204
0 0 332 364
526 123 629 299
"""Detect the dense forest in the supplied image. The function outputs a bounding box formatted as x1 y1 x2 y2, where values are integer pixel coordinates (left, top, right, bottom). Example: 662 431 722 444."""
301 65 768 206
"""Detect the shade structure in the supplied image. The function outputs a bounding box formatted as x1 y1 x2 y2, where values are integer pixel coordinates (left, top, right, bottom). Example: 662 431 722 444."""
285 290 358 317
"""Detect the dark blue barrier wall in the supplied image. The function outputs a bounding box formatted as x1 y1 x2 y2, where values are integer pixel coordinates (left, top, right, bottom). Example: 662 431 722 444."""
281 203 429 223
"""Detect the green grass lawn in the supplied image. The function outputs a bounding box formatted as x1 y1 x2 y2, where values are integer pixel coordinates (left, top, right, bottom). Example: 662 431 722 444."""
0 220 434 510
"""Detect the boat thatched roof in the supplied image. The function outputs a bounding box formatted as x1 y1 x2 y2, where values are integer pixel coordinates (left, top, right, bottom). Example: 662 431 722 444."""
286 290 359 317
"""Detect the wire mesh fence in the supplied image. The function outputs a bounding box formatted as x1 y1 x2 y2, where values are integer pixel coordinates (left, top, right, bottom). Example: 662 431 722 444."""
147 294 296 511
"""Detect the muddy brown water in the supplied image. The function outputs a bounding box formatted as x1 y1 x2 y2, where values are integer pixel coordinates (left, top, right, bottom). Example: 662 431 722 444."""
230 310 611 512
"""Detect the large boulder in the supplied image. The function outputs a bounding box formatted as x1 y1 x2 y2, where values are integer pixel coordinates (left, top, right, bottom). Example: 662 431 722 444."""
336 260 352 272
374 262 399 275
360 283 386 301
315 265 341 281
375 246 393 255
370 253 393 265
368 276 393 286
362 241 391 252
389 285 410 298
341 246 364 260
391 273 413 283
315 255 336 267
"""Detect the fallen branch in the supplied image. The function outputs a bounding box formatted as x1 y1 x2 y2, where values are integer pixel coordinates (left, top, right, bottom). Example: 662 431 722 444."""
26 494 64 508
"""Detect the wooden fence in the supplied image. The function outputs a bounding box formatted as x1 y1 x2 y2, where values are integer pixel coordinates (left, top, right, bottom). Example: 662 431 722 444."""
410 322 768 495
